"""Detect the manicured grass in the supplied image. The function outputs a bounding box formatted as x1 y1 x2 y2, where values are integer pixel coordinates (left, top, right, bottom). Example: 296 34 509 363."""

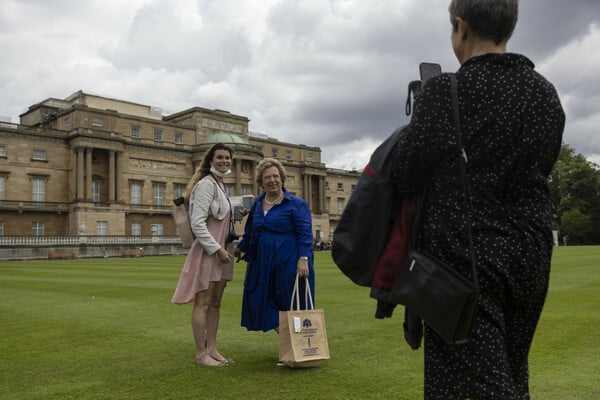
0 246 598 399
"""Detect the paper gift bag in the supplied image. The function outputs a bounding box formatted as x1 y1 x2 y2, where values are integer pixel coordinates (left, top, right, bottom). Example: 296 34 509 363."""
279 275 330 368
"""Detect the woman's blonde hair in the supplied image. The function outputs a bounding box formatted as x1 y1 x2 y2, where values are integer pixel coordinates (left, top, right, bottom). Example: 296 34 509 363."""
183 143 233 205
255 157 287 187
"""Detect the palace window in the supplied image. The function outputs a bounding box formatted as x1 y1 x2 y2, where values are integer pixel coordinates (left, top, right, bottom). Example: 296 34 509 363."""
32 221 44 236
272 148 278 158
286 150 293 160
32 149 46 161
151 223 164 236
131 223 142 236
131 125 141 138
174 184 185 199
130 182 142 206
242 185 253 195
0 221 3 236
92 181 101 203
96 221 108 236
337 182 344 191
0 145 5 157
153 183 165 206
224 184 234 197
0 176 4 200
153 128 163 142
32 178 45 202
337 198 345 213
91 117 104 127
175 132 184 144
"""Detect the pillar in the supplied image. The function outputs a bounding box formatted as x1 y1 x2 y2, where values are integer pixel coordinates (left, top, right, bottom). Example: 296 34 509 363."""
108 150 115 202
85 147 93 200
77 147 84 199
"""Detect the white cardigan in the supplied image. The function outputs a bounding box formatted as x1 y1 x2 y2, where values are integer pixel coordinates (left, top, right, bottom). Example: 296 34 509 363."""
188 176 231 255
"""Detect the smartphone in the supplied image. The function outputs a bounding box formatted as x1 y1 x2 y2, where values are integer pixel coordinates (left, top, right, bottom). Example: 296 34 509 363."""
419 62 442 83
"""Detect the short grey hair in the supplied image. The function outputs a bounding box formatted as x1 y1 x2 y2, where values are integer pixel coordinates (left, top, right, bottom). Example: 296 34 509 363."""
449 0 518 44
256 157 287 186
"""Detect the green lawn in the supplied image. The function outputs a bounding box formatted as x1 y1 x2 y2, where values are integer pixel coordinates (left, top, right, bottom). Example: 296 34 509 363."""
0 246 598 400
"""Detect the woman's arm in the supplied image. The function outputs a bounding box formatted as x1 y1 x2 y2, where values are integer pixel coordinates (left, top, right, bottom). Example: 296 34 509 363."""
189 178 221 255
292 199 313 258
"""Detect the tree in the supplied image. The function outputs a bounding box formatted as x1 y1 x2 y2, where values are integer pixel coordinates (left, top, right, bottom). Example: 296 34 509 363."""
548 144 600 244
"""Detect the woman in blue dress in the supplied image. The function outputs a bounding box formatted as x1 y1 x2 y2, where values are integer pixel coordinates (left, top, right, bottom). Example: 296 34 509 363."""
235 158 315 332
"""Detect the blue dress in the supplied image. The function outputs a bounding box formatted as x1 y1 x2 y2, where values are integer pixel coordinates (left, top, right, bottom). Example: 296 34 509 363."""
237 189 315 332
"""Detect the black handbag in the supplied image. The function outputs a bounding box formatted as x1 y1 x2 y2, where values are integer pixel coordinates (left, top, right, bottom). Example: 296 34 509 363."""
393 73 479 346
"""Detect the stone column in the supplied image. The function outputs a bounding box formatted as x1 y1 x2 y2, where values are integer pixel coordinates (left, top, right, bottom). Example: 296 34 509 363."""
85 147 92 200
108 150 115 202
77 147 84 199
115 151 122 202
252 164 258 194
319 176 325 213
235 158 242 195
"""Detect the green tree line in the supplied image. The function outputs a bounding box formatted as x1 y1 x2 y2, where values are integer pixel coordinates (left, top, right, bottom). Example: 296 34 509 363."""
549 144 600 244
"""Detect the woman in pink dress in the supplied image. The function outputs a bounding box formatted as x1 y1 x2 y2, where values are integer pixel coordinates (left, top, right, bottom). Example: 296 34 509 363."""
172 143 235 367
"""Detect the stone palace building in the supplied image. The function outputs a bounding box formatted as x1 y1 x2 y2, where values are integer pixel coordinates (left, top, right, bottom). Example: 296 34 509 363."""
0 91 360 247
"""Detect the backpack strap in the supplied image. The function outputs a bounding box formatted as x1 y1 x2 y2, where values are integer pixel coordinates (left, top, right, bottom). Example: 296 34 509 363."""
449 73 478 288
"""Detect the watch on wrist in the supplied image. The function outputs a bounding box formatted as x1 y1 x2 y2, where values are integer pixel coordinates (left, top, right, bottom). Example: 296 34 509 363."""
299 256 308 261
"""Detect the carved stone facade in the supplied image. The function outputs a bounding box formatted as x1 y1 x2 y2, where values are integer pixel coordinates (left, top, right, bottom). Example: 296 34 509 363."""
0 91 360 242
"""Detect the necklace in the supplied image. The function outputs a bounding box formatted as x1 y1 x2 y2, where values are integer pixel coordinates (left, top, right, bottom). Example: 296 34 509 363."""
264 193 283 205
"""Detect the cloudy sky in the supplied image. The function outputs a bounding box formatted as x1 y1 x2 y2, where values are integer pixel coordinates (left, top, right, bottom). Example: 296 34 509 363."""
1 0 599 169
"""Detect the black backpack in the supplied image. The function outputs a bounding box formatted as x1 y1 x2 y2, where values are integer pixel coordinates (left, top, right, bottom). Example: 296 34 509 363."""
332 62 441 288
331 125 408 286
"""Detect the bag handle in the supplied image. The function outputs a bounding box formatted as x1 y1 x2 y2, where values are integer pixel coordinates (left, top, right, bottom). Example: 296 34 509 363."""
290 273 315 311
449 73 479 289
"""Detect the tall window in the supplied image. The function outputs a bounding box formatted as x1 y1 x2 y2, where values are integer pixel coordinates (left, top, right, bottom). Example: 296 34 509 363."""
286 150 293 160
151 223 164 236
272 148 279 158
153 183 165 206
153 128 163 142
175 184 185 199
32 178 45 202
32 221 44 236
0 145 6 157
92 181 101 203
0 176 4 200
337 198 344 214
0 221 4 236
131 223 142 236
130 182 142 206
131 125 141 138
96 221 108 236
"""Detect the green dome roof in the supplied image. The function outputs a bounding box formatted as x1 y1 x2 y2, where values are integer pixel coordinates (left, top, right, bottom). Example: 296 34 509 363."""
202 132 249 146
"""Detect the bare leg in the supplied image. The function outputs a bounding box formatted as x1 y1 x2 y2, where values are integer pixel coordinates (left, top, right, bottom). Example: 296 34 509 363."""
206 280 228 362
192 283 221 366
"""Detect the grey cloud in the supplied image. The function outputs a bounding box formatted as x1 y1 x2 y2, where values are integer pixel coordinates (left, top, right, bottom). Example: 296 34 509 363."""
512 0 600 60
105 1 252 80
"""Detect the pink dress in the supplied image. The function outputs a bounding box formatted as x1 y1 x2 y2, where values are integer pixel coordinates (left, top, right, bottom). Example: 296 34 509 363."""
171 213 234 304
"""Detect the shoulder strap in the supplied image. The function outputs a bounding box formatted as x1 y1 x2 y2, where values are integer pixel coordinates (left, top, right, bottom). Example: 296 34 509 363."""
449 74 478 288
